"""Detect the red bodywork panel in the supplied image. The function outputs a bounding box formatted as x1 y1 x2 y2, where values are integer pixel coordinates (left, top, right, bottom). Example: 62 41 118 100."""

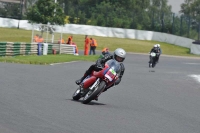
82 64 114 89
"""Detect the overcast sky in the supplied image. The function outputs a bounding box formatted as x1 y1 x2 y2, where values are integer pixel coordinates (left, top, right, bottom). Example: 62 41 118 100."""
167 0 185 13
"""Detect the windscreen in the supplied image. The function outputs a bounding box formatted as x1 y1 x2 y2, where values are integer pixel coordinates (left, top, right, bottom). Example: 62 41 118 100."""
105 59 121 74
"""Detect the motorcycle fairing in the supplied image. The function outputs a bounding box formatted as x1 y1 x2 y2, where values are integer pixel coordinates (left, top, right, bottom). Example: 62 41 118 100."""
82 65 110 89
81 60 119 90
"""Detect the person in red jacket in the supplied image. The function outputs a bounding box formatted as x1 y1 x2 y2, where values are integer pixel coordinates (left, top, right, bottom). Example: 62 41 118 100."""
84 35 90 55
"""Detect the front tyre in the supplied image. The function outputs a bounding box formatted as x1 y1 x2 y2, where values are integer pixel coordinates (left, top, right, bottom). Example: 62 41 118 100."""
152 58 156 68
82 81 106 104
72 87 82 100
149 57 153 68
152 63 156 68
149 62 152 68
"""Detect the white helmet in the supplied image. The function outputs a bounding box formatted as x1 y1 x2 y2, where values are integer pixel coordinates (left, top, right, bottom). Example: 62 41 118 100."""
157 44 160 47
113 48 126 62
154 44 158 48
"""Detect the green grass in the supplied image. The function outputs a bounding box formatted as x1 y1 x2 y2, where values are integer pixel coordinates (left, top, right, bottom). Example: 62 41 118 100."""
0 27 199 65
0 54 99 65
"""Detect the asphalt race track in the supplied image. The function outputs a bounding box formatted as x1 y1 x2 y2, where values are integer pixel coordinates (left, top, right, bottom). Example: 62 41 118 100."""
0 52 200 133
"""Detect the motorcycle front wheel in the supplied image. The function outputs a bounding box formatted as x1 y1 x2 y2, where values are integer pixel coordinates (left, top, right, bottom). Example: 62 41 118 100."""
149 57 153 68
149 62 152 68
152 59 156 68
72 87 82 100
82 81 106 104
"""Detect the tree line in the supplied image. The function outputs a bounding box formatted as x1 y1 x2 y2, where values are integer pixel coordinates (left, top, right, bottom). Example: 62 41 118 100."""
0 0 199 40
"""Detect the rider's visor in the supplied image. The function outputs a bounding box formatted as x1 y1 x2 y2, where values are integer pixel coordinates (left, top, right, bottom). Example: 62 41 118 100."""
116 56 124 62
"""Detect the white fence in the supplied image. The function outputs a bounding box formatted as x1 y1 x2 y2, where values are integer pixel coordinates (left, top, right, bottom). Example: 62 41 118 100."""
52 44 75 54
0 17 199 55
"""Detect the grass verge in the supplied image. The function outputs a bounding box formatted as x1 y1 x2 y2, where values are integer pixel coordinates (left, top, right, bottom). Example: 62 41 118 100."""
0 27 199 65
0 54 99 65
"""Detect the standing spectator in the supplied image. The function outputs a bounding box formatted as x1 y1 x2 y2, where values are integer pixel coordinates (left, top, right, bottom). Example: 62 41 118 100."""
33 34 39 42
58 38 65 44
89 38 98 55
66 35 73 44
84 35 90 55
37 35 44 43
66 35 79 55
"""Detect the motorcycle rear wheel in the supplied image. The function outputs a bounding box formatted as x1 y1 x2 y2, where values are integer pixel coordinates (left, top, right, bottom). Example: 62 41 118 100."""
152 61 156 68
82 81 106 104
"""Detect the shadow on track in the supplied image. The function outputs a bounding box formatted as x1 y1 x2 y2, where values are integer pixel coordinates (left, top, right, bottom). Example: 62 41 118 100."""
149 70 155 72
67 99 106 105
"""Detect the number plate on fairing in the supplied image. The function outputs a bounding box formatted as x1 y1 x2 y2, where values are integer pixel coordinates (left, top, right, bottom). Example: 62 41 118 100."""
105 68 117 81
150 52 156 57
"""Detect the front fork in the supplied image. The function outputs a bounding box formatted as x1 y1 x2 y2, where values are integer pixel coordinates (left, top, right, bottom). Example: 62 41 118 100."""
89 78 100 91
89 78 107 98
80 78 101 96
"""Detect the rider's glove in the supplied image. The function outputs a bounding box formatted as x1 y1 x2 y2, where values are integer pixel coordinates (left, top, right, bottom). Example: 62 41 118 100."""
101 54 112 62
96 64 103 69
95 62 103 70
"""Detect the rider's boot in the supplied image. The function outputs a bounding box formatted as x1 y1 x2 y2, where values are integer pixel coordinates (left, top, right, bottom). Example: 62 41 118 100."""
75 74 88 85
94 96 98 101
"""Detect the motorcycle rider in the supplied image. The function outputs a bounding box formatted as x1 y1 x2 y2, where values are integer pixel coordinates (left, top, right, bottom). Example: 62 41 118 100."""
149 44 160 63
99 48 111 59
102 48 109 55
75 48 126 100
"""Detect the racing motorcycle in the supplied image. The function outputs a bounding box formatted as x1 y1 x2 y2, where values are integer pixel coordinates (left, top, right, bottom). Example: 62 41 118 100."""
149 52 158 68
72 59 120 104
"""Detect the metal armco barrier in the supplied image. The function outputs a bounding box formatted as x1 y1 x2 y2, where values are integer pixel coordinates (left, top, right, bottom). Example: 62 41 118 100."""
0 42 75 56
0 42 7 56
4 42 38 56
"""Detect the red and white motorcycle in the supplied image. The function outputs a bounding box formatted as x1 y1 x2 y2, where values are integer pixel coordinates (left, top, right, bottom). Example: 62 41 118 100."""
72 59 120 104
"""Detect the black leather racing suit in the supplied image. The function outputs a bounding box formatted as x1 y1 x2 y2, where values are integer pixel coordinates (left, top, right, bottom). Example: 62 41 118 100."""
149 47 160 62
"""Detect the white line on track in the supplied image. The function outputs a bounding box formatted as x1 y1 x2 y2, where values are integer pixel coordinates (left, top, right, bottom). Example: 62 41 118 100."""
50 61 80 66
184 63 200 65
189 75 200 83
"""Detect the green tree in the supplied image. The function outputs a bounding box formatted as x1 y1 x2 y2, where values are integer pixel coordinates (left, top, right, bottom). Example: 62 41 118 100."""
180 0 200 39
0 2 21 19
180 0 200 22
148 0 172 32
26 0 65 25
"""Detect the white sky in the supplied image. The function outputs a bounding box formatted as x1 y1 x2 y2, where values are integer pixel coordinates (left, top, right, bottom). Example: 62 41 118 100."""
167 0 185 13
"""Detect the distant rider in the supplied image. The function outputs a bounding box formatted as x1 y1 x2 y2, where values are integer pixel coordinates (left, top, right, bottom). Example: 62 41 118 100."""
75 48 126 100
99 48 110 59
149 44 160 63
